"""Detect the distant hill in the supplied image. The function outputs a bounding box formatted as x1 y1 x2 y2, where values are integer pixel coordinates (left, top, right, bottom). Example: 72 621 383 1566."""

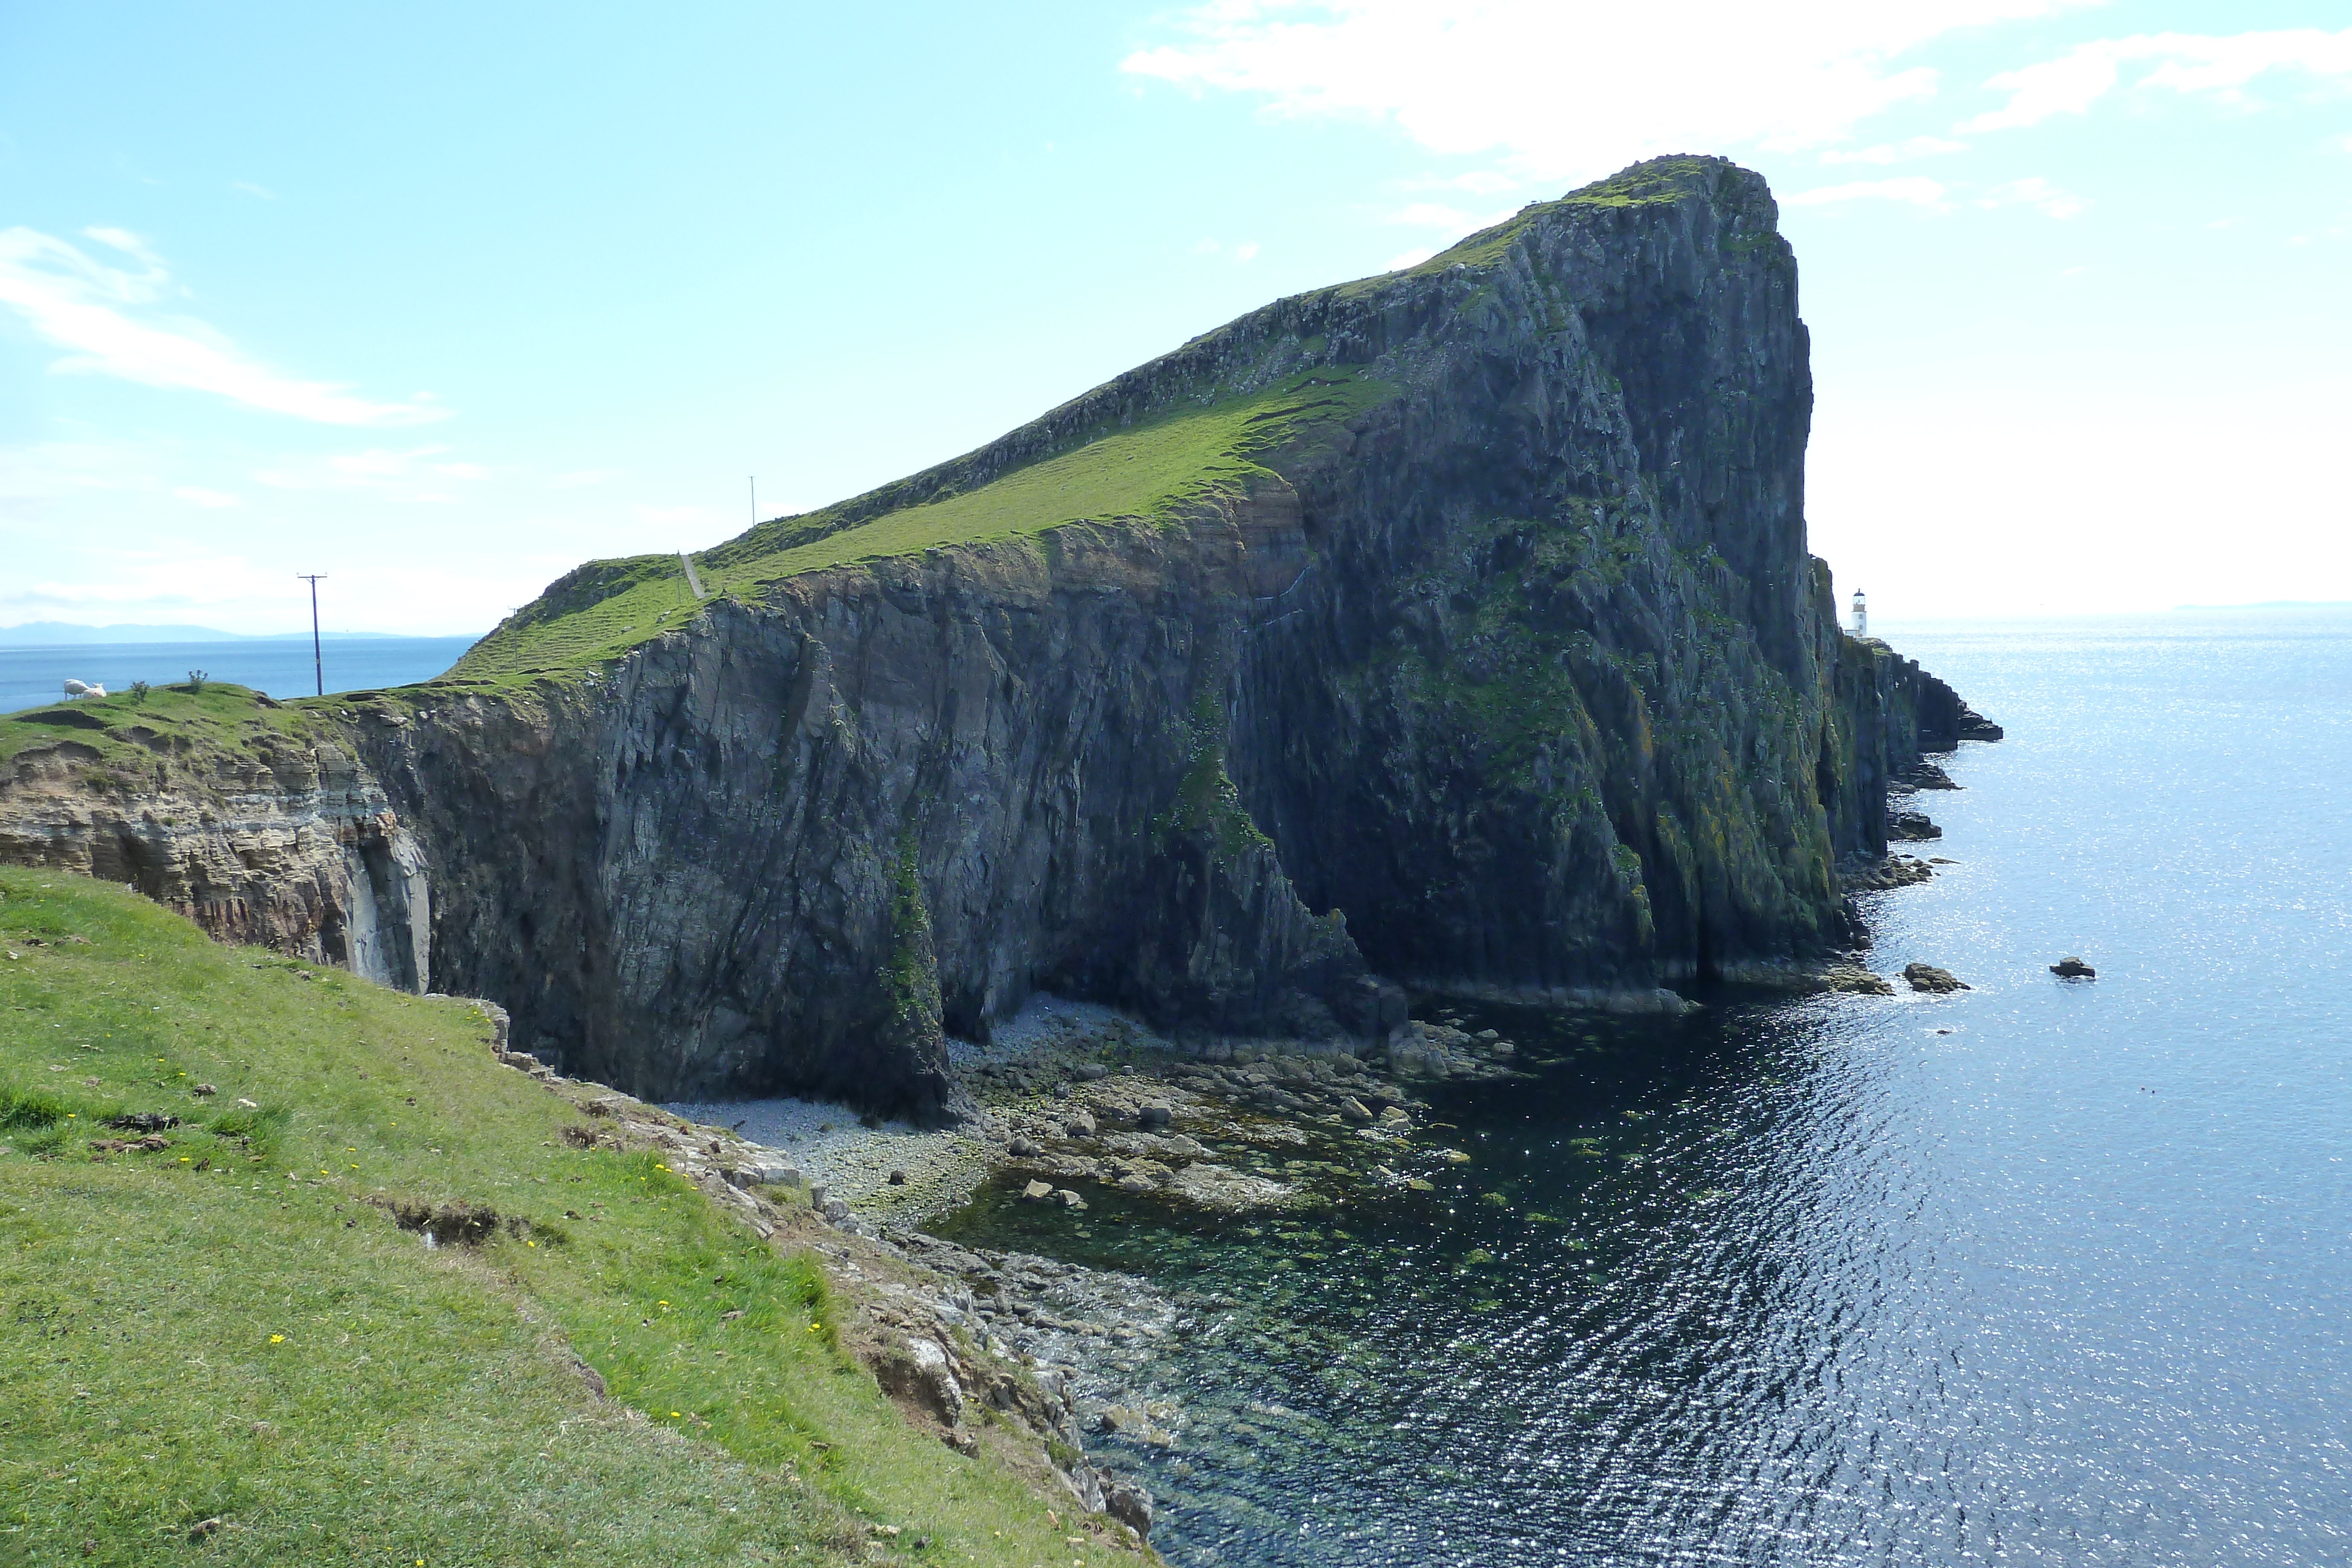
0 621 248 644
0 622 423 646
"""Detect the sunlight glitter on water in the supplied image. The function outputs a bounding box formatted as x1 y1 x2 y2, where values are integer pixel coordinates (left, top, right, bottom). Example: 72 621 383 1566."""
940 610 2352 1567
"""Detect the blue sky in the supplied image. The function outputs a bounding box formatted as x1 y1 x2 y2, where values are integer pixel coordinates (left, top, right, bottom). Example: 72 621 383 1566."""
2 1 2346 634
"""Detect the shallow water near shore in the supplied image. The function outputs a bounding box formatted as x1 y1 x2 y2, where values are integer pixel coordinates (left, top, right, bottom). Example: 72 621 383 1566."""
936 608 2352 1566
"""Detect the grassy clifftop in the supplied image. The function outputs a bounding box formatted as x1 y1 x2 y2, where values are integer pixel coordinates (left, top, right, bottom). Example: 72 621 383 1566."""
0 681 339 775
449 369 1388 688
0 867 1135 1565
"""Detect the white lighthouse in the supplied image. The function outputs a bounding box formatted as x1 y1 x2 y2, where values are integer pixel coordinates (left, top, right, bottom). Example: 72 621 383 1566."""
1850 590 1868 638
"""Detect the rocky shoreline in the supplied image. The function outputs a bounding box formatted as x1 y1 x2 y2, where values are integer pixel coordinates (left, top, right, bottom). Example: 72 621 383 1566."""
546 994 1525 1543
436 813 1983 1553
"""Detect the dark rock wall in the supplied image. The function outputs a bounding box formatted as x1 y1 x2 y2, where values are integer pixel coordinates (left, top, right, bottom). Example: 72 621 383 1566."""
0 158 1984 1118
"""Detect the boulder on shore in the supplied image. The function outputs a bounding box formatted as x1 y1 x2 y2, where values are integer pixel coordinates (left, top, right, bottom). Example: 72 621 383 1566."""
1902 963 1969 994
2050 956 2097 979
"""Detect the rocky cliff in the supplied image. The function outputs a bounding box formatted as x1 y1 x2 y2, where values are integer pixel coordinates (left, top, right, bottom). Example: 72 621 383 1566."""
0 156 1986 1119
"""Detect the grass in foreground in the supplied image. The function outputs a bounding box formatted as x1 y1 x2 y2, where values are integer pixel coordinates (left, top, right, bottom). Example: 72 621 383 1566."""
0 867 1128 1565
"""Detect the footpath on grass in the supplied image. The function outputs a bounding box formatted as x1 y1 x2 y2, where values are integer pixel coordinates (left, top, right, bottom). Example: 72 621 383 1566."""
0 866 1154 1567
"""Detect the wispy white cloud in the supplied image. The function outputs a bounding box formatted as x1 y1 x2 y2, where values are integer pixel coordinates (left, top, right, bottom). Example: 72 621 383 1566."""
231 182 275 200
1233 240 1261 262
0 226 443 426
251 445 479 496
1385 246 1438 272
1820 136 1970 165
1 543 287 614
1786 176 1955 212
1981 175 2087 218
173 486 240 509
1963 27 2352 132
550 469 619 489
1122 1 2097 183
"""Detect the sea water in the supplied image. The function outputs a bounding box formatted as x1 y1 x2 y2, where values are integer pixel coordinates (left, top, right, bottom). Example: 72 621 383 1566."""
0 637 479 715
937 609 2352 1566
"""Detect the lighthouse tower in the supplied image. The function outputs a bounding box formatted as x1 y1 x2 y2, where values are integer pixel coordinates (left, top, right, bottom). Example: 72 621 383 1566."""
1850 590 1868 638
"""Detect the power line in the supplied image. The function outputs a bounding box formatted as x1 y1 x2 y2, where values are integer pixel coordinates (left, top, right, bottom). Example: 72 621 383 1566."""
296 574 327 696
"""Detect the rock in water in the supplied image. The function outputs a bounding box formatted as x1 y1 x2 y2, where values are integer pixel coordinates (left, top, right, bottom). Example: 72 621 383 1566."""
2050 956 2097 979
1956 706 2004 741
1822 965 1894 996
0 156 1993 1123
1903 963 1970 994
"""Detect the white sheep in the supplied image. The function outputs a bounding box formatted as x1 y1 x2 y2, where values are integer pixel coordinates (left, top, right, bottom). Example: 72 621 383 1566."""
61 680 107 699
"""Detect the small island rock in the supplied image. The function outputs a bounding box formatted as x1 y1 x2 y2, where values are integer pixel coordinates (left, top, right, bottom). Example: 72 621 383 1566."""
1903 962 1970 994
2050 956 2097 979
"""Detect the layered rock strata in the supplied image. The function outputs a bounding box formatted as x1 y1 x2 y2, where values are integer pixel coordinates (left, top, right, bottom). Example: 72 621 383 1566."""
0 717 428 989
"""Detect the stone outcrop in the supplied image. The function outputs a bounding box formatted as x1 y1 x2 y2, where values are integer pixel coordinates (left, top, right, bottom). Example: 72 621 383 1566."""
1902 962 1969 994
0 156 1992 1119
0 719 429 991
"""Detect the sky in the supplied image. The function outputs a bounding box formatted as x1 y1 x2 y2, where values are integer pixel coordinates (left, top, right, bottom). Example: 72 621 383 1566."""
1 2 2347 636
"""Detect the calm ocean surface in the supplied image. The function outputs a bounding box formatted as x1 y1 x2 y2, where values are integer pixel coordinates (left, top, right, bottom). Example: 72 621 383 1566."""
940 609 2352 1566
0 637 478 715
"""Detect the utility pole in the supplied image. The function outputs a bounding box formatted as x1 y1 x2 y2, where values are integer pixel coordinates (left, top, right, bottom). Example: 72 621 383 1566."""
750 475 757 527
296 574 327 696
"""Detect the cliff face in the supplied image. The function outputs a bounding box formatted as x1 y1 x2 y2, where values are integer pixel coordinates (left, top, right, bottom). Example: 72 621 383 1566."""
0 157 1984 1119
0 707 430 991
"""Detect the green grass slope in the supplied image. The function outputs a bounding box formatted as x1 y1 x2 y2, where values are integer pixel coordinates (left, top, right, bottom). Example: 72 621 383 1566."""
448 369 1388 689
0 681 340 773
0 868 1133 1566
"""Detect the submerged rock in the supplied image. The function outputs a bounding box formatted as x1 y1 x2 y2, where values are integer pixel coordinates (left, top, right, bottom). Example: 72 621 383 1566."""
1844 854 1934 892
1167 1163 1295 1211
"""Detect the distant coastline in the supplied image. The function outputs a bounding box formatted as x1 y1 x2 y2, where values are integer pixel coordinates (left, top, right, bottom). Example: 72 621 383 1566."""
0 633 480 715
0 621 482 647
